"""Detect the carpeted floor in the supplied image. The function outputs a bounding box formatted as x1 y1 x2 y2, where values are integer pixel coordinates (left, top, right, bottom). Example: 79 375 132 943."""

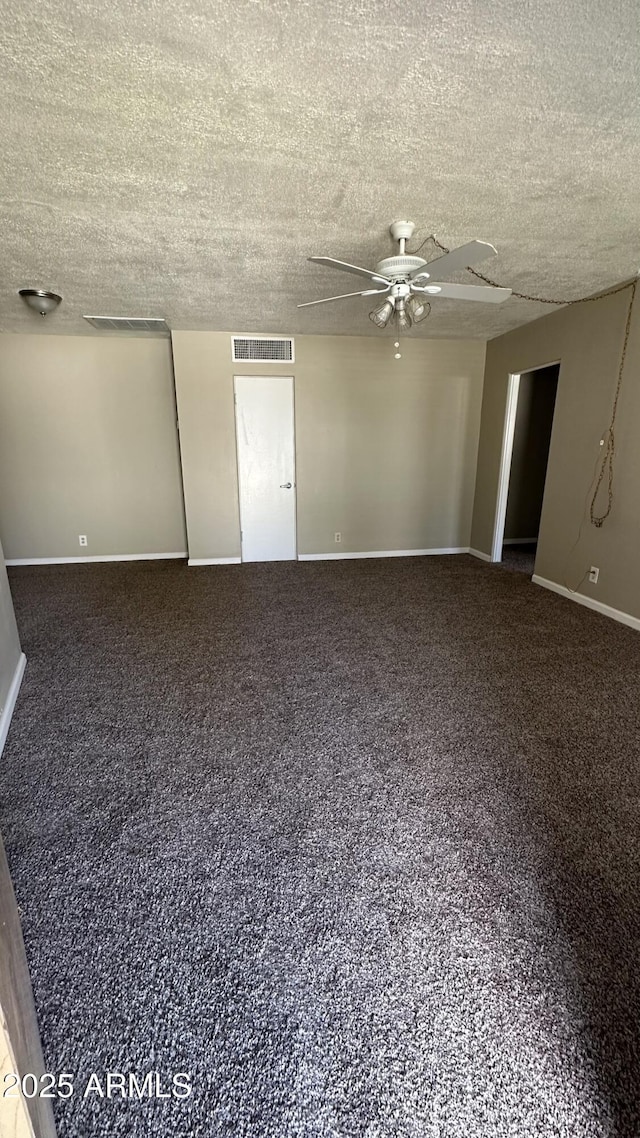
2 555 640 1137
500 542 537 576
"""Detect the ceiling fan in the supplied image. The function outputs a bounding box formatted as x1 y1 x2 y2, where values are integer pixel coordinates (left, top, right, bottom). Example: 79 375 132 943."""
298 221 512 329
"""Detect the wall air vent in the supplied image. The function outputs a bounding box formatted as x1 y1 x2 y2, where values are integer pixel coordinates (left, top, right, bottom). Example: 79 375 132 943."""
232 336 294 363
83 316 170 335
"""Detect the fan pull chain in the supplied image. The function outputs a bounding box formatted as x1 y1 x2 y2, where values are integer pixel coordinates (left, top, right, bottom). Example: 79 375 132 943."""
394 340 401 360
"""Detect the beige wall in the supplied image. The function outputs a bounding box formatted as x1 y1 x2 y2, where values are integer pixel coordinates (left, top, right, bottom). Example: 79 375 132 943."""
471 286 640 618
172 332 486 560
0 335 186 561
0 540 22 718
504 366 558 541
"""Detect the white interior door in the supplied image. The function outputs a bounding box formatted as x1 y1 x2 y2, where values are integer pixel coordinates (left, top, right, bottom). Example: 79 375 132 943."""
234 376 297 562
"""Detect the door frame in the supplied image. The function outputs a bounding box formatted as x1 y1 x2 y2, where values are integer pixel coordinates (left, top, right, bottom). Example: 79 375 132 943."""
233 374 298 563
491 360 561 564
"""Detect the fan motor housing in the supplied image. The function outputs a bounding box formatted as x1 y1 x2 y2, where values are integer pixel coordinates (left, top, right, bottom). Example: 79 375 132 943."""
375 255 428 281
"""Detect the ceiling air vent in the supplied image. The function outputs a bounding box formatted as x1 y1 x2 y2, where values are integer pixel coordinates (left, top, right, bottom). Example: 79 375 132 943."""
83 316 170 334
232 335 294 363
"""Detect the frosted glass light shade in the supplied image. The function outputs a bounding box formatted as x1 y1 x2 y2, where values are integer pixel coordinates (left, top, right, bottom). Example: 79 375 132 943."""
395 300 412 332
369 297 395 328
407 295 431 323
19 289 62 316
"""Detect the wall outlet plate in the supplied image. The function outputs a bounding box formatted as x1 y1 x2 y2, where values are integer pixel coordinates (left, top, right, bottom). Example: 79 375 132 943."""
334 532 341 543
589 566 599 584
79 535 88 547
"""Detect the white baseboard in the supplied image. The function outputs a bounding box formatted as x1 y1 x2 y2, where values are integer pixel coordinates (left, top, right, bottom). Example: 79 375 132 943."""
6 553 187 566
298 547 470 561
188 557 241 566
532 574 640 633
469 548 493 562
0 653 26 757
503 537 538 546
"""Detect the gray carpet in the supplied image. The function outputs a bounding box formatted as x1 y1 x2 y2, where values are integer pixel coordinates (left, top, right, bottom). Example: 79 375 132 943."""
501 542 537 576
2 555 640 1137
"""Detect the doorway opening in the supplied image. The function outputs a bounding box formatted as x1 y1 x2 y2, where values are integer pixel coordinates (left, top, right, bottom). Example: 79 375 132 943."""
492 363 560 575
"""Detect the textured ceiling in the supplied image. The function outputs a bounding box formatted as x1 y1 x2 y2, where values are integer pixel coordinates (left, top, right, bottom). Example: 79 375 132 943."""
1 0 640 339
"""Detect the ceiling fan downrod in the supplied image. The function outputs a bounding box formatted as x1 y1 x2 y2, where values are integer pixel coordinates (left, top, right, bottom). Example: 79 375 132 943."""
388 219 415 257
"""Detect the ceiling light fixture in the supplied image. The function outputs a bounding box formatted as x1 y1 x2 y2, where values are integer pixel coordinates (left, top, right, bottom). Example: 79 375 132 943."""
370 288 433 331
369 296 395 328
395 298 412 332
19 288 62 317
406 295 431 323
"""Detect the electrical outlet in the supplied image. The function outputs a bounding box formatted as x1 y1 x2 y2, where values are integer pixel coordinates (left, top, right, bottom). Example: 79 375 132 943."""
589 566 599 584
334 532 341 544
79 535 88 547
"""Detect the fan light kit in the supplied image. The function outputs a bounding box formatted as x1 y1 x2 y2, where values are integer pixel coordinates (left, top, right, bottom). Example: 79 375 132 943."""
19 288 62 316
299 220 512 331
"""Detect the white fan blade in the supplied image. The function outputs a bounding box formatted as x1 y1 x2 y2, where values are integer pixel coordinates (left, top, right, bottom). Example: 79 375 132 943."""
410 241 497 281
297 287 389 308
420 282 511 303
309 256 391 285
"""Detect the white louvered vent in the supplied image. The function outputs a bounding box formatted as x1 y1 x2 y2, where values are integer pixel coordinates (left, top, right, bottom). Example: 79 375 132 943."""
232 335 294 363
83 316 170 334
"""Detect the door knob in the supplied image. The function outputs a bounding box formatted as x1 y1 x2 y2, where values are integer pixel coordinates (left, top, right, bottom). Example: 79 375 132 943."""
280 482 292 489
